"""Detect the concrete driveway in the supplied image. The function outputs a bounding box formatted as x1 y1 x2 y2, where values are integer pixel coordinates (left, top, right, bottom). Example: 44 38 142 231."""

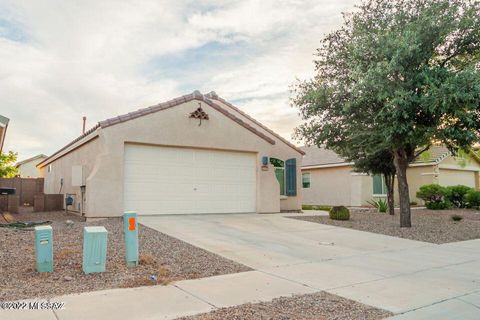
139 213 480 319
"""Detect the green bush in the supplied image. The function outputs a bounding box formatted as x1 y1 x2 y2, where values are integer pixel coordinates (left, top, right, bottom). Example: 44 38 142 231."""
329 206 350 220
416 184 450 210
302 204 314 210
425 201 451 210
445 185 472 208
466 190 480 209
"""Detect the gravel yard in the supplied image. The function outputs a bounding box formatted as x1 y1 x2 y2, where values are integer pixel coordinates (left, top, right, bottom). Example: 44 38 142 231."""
292 208 480 244
0 211 251 301
177 292 392 320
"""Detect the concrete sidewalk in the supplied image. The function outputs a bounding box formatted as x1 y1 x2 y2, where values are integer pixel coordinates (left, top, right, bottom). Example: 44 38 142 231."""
1 270 317 320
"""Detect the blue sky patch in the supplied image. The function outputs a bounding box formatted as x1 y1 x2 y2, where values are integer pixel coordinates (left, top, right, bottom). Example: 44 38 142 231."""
0 17 28 42
143 40 260 91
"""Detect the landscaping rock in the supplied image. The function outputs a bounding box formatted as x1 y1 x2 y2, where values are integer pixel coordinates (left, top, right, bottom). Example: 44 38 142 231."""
292 208 480 244
0 211 251 301
177 292 392 320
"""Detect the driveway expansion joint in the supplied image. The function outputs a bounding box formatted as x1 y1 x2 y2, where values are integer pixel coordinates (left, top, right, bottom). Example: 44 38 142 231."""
173 284 218 309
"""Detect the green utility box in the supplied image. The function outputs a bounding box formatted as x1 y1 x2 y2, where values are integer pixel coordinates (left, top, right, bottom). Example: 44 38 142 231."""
35 225 53 272
83 226 108 274
123 211 139 267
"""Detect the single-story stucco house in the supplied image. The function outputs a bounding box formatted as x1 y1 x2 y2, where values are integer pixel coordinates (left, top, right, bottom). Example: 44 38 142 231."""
16 154 48 178
37 91 304 217
0 115 9 153
301 145 480 206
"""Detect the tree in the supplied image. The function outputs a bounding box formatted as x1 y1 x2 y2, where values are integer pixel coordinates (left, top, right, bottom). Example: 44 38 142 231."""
350 149 396 215
293 0 480 227
0 151 18 178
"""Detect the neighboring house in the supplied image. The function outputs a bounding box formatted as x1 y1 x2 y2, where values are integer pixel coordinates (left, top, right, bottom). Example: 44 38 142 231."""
16 154 48 178
0 115 9 153
37 91 304 217
301 145 480 206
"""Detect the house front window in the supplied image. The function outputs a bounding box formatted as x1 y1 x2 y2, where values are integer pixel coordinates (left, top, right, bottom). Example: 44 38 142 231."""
372 174 387 196
302 172 310 188
270 158 285 195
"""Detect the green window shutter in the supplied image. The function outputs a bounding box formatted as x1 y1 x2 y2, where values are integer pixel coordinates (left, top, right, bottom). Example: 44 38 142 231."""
285 158 297 196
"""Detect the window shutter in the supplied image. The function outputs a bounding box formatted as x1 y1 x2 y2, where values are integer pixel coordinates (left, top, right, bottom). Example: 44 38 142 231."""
285 158 297 196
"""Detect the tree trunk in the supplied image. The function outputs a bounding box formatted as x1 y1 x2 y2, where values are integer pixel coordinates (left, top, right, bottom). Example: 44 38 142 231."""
393 148 411 227
385 173 395 215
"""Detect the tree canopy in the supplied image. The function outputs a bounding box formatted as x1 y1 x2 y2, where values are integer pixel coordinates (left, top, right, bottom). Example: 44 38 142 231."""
293 0 480 227
0 151 18 178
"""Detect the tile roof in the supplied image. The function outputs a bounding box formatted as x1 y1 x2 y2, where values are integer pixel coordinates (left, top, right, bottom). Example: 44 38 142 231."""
411 145 450 163
39 90 305 166
301 146 348 167
301 145 452 168
16 154 48 167
205 92 305 155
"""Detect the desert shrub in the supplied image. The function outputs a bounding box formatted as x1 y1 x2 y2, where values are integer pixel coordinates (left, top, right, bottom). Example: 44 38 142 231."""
445 185 473 208
367 198 388 213
466 190 480 209
425 201 451 210
329 206 350 220
416 184 450 210
451 214 463 222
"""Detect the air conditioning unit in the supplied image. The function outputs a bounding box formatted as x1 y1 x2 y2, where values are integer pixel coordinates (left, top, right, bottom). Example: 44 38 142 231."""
72 165 86 187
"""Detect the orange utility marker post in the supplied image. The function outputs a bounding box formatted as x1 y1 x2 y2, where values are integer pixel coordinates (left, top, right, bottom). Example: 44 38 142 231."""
123 211 139 267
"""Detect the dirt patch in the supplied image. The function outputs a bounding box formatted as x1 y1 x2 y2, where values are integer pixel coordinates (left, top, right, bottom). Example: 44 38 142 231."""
291 208 480 244
177 292 392 320
0 211 251 301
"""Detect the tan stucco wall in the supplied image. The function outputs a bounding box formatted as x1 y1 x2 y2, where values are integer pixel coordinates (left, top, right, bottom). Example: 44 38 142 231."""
18 158 47 178
301 154 480 206
301 165 437 206
41 98 302 217
40 138 100 213
302 166 353 206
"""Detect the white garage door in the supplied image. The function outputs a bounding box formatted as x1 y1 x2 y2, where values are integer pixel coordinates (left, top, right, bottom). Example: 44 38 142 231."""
124 144 257 215
439 169 476 188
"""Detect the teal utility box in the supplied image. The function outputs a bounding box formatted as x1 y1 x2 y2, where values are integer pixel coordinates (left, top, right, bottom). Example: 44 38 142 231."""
35 225 53 273
123 211 139 267
83 226 108 274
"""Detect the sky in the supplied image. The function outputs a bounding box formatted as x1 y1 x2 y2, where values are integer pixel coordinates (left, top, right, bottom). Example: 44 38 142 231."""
0 0 359 161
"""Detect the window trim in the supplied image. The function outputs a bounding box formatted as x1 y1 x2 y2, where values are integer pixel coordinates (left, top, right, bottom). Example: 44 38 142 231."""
372 174 387 196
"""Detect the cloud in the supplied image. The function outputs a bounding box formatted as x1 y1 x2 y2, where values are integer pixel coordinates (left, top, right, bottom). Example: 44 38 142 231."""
0 0 359 161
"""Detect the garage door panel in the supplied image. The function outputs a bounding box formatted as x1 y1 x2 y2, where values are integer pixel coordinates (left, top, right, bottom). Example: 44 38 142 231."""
439 169 476 188
124 145 256 215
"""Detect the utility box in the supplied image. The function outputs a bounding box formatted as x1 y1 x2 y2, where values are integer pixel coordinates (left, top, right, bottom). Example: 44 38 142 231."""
72 165 85 187
123 211 139 267
35 225 53 272
83 226 108 274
